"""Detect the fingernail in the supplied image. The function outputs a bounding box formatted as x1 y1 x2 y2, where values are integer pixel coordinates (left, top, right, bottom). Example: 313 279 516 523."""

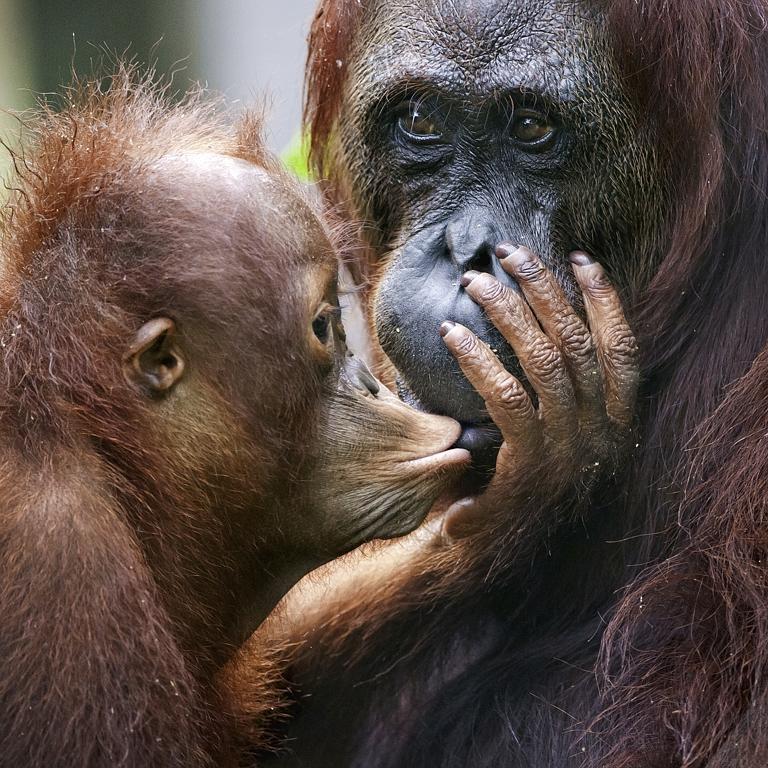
460 270 480 287
495 243 520 260
568 251 594 267
497 244 533 267
439 321 456 338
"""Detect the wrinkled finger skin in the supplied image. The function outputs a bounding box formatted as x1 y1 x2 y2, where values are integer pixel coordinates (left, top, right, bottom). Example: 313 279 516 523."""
569 254 639 427
456 270 577 441
441 245 638 540
440 320 539 447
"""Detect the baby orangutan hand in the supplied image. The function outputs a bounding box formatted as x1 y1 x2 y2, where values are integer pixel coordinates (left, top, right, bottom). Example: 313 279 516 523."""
438 244 638 542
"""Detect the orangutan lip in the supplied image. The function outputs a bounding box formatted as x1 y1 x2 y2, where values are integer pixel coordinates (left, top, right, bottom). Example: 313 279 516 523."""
455 423 502 453
396 376 502 456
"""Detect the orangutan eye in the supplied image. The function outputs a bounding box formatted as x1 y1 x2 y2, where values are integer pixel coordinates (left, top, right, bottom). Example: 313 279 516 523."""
394 100 444 143
312 314 331 343
510 109 557 147
312 305 341 345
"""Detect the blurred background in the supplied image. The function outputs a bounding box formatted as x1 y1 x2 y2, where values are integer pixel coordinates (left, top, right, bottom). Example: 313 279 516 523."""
0 0 317 154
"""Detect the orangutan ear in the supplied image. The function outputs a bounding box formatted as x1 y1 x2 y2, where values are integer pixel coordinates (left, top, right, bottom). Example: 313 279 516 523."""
123 318 185 395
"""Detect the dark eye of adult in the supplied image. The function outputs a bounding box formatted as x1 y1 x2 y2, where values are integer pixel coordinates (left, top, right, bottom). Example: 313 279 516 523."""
511 109 557 147
394 100 444 143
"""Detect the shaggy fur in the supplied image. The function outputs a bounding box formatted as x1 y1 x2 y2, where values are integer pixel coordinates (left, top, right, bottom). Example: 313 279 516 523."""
0 69 320 768
259 1 768 766
0 67 471 768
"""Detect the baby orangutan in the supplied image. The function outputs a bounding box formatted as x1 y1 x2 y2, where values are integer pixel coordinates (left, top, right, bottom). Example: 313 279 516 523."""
0 72 469 768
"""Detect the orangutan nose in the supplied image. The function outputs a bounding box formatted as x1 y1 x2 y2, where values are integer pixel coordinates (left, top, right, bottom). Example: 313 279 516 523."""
444 207 498 273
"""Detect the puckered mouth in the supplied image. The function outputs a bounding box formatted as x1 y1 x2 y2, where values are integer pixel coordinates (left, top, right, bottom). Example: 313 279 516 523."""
400 415 470 472
405 446 472 474
396 376 502 471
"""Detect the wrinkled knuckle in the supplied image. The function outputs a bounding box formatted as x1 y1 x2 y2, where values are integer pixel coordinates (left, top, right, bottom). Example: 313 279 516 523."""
558 317 592 358
453 331 480 359
585 268 615 296
495 377 529 410
515 258 547 283
475 277 508 306
528 342 563 380
574 334 596 362
604 326 638 364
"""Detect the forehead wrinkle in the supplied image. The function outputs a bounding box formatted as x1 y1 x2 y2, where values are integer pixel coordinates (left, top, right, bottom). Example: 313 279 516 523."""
473 44 589 104
362 0 596 105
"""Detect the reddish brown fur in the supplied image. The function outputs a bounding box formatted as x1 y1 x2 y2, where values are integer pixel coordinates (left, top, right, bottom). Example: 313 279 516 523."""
298 1 768 766
0 69 327 768
591 3 768 764
1 64 471 768
304 3 366 179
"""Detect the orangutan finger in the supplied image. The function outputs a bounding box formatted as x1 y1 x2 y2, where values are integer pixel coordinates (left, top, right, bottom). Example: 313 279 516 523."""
459 271 577 437
495 244 604 423
439 320 537 445
439 497 484 542
570 253 638 427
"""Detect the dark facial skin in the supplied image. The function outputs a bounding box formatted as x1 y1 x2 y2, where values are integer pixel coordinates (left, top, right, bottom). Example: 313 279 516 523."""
336 0 664 456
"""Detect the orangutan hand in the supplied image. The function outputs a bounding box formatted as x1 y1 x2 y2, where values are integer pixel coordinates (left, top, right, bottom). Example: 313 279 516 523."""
438 244 638 541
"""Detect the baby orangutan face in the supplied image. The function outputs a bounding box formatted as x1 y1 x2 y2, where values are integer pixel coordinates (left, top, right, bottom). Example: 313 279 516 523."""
122 152 469 633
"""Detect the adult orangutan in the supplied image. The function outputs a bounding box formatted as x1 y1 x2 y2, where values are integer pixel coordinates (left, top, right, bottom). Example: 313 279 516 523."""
248 1 768 766
0 71 469 767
